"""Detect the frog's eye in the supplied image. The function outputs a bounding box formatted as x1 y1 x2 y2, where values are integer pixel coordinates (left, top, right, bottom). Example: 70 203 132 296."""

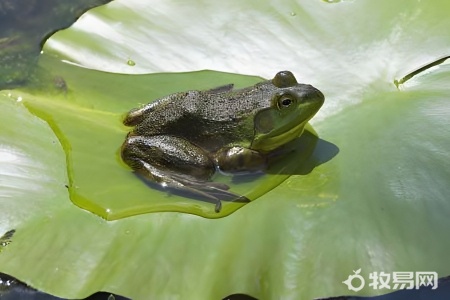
277 94 295 109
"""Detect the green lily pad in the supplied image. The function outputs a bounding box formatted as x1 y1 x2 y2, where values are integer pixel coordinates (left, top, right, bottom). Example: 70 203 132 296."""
9 55 323 220
0 0 450 299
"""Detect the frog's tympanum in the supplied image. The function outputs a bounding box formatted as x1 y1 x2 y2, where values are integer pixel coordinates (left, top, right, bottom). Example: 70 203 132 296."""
121 71 324 212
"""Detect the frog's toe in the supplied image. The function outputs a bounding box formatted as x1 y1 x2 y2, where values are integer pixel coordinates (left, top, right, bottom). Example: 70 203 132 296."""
196 184 245 201
173 179 249 212
175 184 222 208
203 181 230 191
214 201 222 213
191 183 250 207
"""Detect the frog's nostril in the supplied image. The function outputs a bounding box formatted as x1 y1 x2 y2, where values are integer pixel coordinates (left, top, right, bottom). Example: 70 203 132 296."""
301 85 324 103
306 85 324 101
315 89 325 102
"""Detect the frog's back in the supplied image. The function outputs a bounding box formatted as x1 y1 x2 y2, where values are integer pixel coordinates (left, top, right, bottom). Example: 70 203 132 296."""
131 81 276 151
192 80 276 121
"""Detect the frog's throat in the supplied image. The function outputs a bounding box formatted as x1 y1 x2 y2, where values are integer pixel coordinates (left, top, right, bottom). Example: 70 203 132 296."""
251 120 308 152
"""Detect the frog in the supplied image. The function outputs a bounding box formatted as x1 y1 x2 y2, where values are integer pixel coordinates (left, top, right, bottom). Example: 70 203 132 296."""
121 71 324 212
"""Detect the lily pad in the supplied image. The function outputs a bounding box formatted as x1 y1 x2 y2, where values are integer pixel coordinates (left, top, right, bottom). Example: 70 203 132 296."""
8 55 323 220
0 0 450 299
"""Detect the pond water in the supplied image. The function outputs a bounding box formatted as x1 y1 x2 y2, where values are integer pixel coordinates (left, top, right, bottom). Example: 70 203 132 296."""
0 0 111 89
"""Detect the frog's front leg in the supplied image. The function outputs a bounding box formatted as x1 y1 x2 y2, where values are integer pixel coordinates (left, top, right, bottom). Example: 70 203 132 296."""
215 146 268 174
121 135 244 212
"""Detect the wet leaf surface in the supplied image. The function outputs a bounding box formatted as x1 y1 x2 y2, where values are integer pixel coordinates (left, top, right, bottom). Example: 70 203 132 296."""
0 0 449 299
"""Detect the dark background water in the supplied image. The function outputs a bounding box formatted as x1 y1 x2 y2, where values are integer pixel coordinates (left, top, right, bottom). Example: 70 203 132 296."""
0 0 111 89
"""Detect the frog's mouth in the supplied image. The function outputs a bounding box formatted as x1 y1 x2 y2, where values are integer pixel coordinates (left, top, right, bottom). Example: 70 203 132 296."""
251 118 310 152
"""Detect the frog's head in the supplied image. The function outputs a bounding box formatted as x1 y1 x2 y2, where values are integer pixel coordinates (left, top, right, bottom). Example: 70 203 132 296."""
251 71 324 152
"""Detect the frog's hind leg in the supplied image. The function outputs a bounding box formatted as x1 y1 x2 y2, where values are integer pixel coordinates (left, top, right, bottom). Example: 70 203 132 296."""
170 173 251 212
121 135 244 212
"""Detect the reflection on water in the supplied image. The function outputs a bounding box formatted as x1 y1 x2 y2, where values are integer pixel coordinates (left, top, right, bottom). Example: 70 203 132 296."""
0 0 111 89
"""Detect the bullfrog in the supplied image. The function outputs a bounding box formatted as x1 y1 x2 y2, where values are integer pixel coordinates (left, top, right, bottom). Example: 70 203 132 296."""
121 71 324 212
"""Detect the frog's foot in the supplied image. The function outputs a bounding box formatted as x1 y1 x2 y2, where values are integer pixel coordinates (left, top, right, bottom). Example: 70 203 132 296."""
132 161 248 213
168 174 250 213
